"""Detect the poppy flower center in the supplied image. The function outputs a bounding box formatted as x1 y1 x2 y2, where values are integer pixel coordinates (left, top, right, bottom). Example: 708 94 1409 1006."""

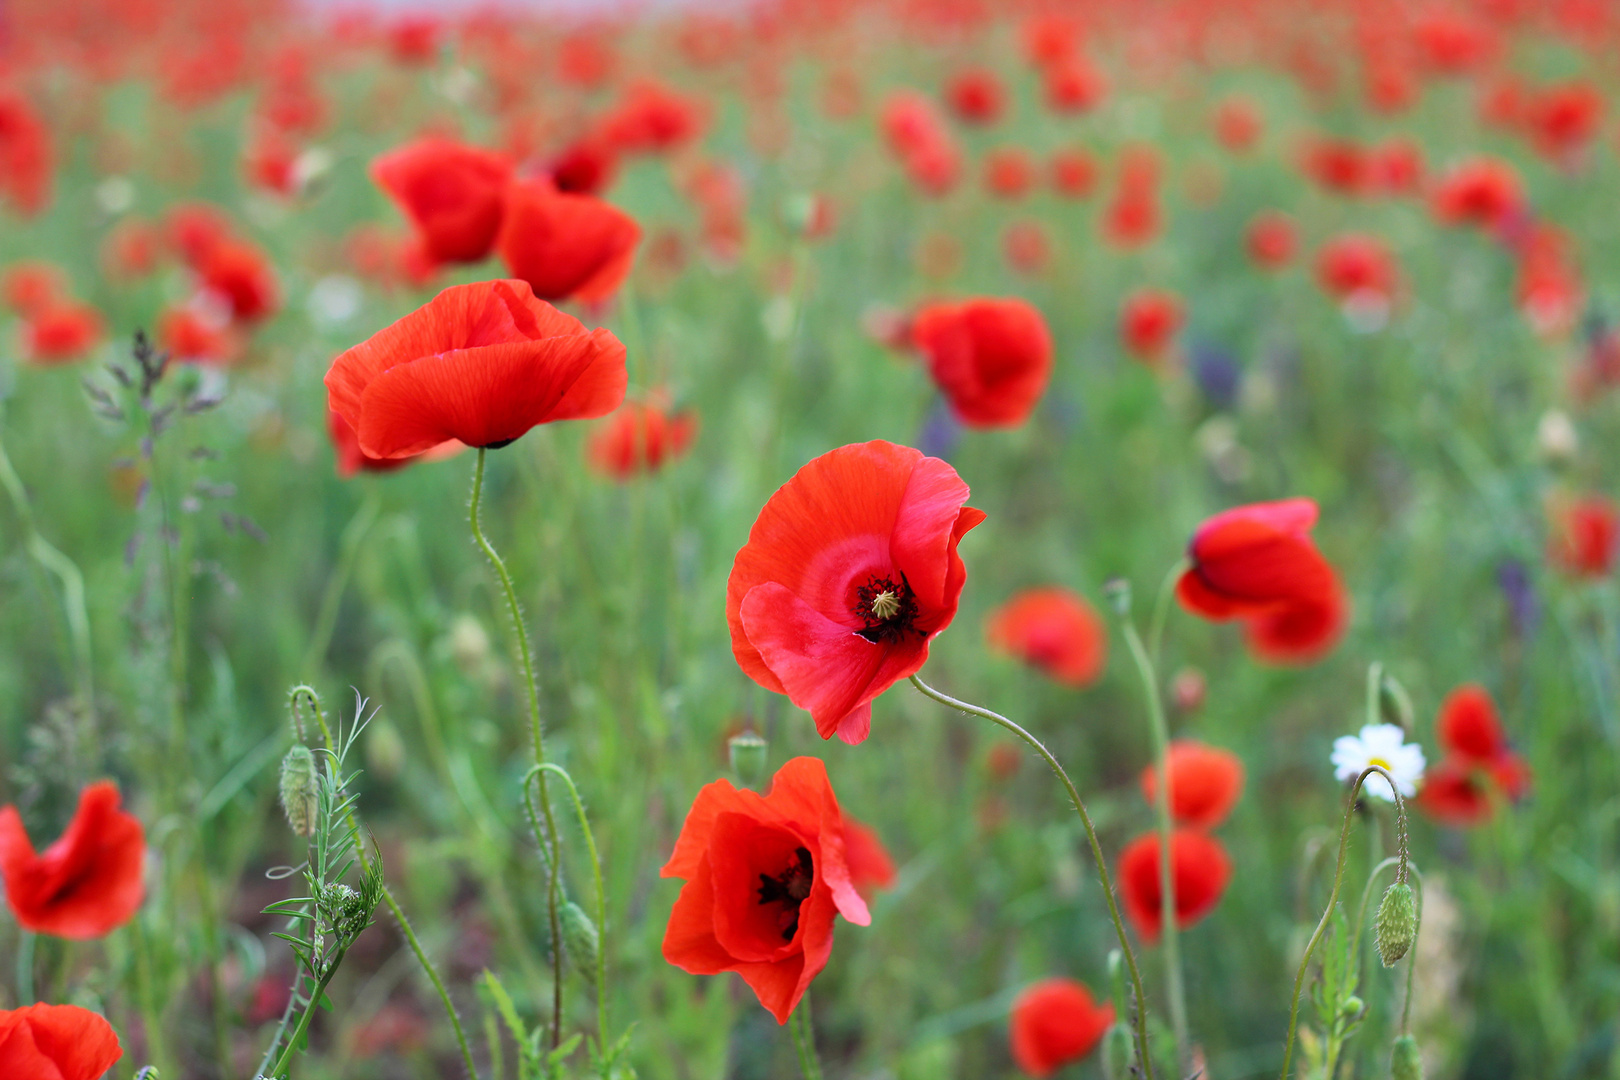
756 846 814 941
853 573 920 643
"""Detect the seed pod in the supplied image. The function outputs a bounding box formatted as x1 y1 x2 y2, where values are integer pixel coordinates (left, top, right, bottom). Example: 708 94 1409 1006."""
1340 995 1366 1019
279 744 319 838
1376 882 1418 967
1101 1023 1134 1080
728 731 769 790
1390 1034 1424 1080
562 901 600 986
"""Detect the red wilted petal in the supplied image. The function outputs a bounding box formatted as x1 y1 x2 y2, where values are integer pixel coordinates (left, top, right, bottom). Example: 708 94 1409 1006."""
1437 684 1506 761
326 279 626 458
1140 741 1245 829
0 782 145 939
985 587 1107 687
497 178 640 304
0 1004 122 1080
1009 978 1113 1077
911 298 1053 428
1118 830 1232 942
370 137 511 264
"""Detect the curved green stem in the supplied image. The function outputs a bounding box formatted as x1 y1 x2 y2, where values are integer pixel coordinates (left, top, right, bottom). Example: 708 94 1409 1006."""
1278 765 1407 1080
909 675 1156 1080
788 992 824 1080
1147 558 1189 669
300 487 382 676
468 447 567 1047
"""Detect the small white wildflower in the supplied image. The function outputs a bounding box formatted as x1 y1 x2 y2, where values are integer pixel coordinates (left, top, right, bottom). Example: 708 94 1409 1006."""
1331 723 1425 801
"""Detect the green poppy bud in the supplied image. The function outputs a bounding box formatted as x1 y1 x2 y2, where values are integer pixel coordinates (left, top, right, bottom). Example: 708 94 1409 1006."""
1376 882 1418 967
728 731 769 790
562 901 600 987
1390 1034 1424 1080
1101 1023 1134 1080
1341 995 1365 1018
278 744 319 838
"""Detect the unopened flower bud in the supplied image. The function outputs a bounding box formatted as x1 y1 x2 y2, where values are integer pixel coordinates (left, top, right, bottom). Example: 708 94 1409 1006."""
1101 1023 1134 1080
1340 994 1365 1018
728 731 768 789
1378 673 1415 733
278 744 319 838
1390 1034 1424 1080
1376 882 1418 967
1102 578 1132 616
561 901 600 987
365 716 406 782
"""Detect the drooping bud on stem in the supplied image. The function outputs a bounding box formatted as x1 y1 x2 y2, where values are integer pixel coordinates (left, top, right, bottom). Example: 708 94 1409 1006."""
1376 882 1418 967
1390 1034 1424 1080
1378 671 1415 734
728 730 769 790
279 744 319 838
1102 577 1133 617
561 900 600 988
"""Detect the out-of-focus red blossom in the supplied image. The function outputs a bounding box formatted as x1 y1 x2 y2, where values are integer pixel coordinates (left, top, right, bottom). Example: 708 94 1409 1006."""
1417 684 1531 826
200 241 280 323
821 68 863 119
586 397 698 480
983 147 1037 199
1008 979 1113 1077
1022 14 1082 68
1140 741 1245 829
1413 12 1498 73
325 279 626 459
945 68 1006 125
160 306 237 366
726 441 984 744
1302 137 1371 196
328 408 462 478
0 92 52 216
1547 495 1618 577
0 781 145 939
1002 221 1051 276
1104 191 1160 248
840 817 897 900
350 1002 428 1057
910 297 1053 428
2 262 64 316
1043 58 1108 114
548 136 619 196
1050 148 1097 198
101 219 161 281
1372 138 1424 195
496 178 640 304
881 92 961 197
602 81 706 156
986 742 1022 782
1432 157 1523 227
243 128 300 196
387 16 441 65
0 1003 122 1080
1214 95 1262 152
1525 81 1603 161
166 203 234 268
1315 233 1397 301
1118 830 1232 941
558 31 618 89
1365 59 1419 114
985 587 1107 687
1515 225 1583 337
1119 288 1183 364
1246 210 1297 269
24 303 104 365
660 757 872 1023
1176 498 1348 665
370 138 512 265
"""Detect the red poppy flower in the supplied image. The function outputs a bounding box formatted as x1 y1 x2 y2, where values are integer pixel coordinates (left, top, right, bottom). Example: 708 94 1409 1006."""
945 68 1006 125
910 297 1053 429
1119 288 1183 363
881 92 961 197
1009 978 1113 1077
1372 138 1424 195
985 587 1107 687
101 219 162 281
548 136 620 196
1301 137 1371 196
983 148 1037 200
1526 81 1603 160
661 756 871 1023
159 306 237 366
165 202 234 269
1022 14 1081 68
387 16 440 64
2 262 64 316
1214 95 1262 152
726 441 985 744
1118 829 1231 941
1316 233 1397 301
24 303 104 365
0 1003 122 1080
1139 740 1245 829
328 408 463 479
1176 498 1348 664
1044 59 1108 114
496 178 640 304
1246 210 1297 269
1414 13 1498 73
325 279 626 459
1416 755 1531 826
0 781 145 939
1103 190 1160 249
1548 495 1618 577
585 397 698 480
1436 684 1506 761
601 80 706 156
370 138 512 264
199 241 279 323
1432 157 1522 227
0 92 52 217
840 817 897 900
1050 149 1097 199
1002 221 1051 276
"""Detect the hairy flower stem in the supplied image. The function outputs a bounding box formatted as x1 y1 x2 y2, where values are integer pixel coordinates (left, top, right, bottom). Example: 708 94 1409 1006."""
290 685 480 1080
468 448 567 1047
789 991 825 1080
1118 606 1189 1073
909 675 1157 1080
1278 765 1409 1080
267 946 347 1078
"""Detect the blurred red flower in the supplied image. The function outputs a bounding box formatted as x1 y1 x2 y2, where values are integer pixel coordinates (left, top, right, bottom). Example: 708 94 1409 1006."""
881 92 961 197
548 136 620 196
2 261 65 317
1525 81 1603 160
1043 59 1108 114
910 297 1053 428
726 441 984 744
601 80 706 156
159 306 237 366
199 241 280 323
1022 14 1082 68
1547 495 1618 577
165 202 234 269
1246 210 1297 269
100 219 162 281
24 303 104 365
983 147 1037 199
661 757 871 1023
496 178 640 304
1432 157 1523 227
0 782 145 939
1413 12 1498 73
1118 829 1231 941
1139 741 1245 829
1372 137 1424 195
1214 95 1262 152
1417 684 1531 826
585 397 698 481
1176 498 1348 664
1302 137 1371 196
1316 233 1397 301
370 138 512 264
0 92 52 216
1002 221 1051 276
0 1003 122 1080
945 68 1006 125
387 16 440 65
1049 148 1097 199
985 587 1107 687
1119 288 1183 363
1008 978 1113 1077
325 279 626 459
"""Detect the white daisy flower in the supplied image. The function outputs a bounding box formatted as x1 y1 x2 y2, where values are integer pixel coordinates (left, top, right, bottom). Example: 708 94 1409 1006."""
1331 723 1425 801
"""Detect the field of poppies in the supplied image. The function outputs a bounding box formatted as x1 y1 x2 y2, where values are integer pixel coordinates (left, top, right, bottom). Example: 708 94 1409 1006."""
1 0 1619 1077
